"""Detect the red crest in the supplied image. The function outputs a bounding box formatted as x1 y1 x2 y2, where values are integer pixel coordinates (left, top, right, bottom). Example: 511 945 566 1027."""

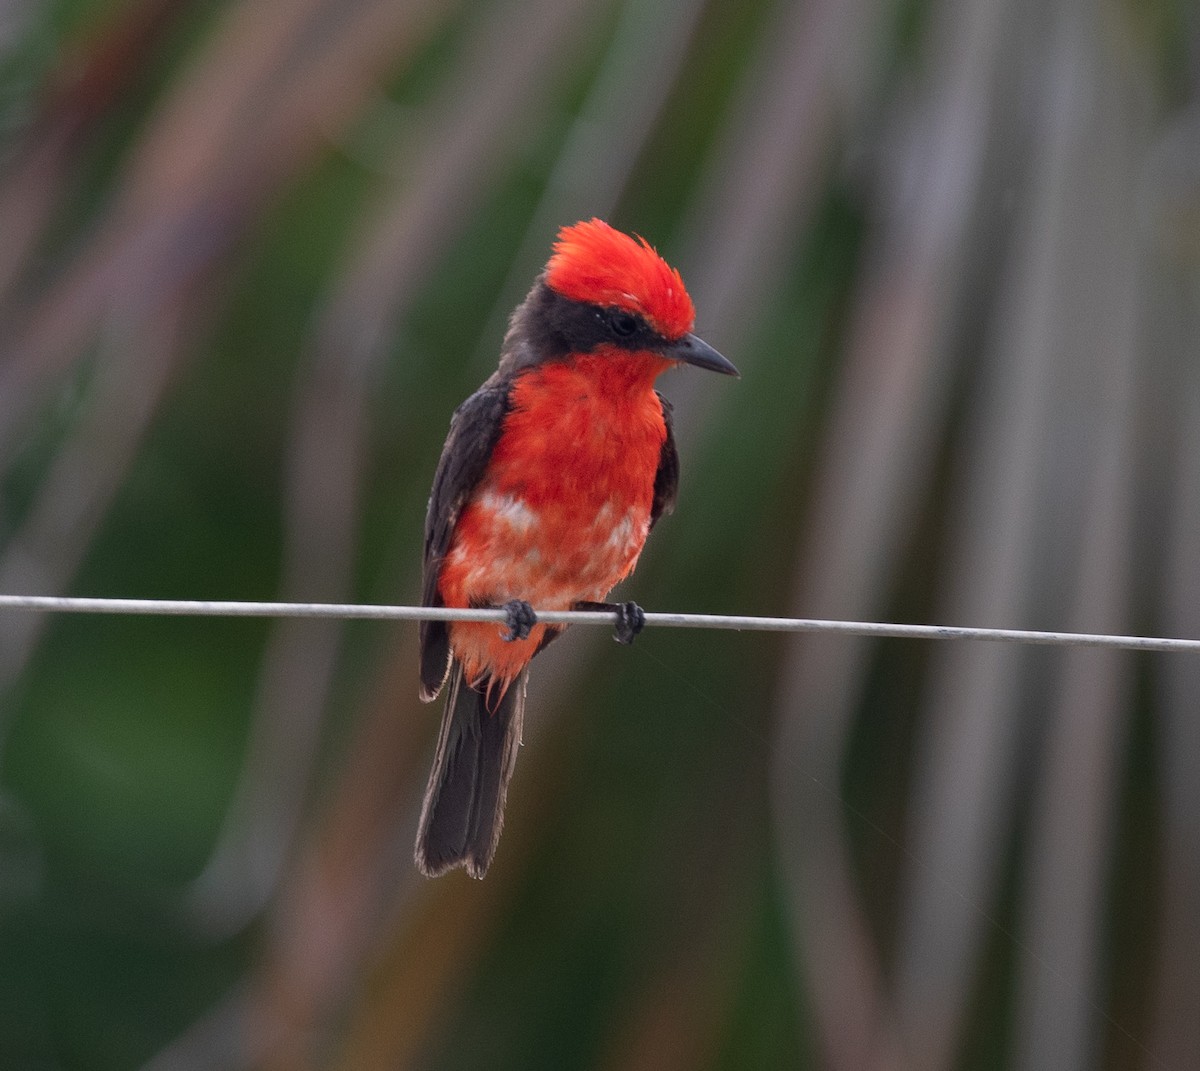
545 219 696 341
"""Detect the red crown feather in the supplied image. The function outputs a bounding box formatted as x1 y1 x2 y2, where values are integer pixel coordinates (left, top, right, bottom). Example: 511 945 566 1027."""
544 219 696 341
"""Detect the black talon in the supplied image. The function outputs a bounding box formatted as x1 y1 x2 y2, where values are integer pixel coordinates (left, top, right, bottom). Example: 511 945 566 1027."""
501 599 537 641
613 601 645 646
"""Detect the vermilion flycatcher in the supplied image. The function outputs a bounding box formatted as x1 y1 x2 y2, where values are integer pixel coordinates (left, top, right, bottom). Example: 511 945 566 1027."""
416 219 738 878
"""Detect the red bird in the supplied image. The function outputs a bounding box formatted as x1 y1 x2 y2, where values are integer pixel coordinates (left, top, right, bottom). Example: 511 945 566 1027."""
416 219 738 878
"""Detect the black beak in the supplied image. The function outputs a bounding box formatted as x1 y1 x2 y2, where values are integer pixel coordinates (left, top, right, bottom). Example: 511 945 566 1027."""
668 332 740 377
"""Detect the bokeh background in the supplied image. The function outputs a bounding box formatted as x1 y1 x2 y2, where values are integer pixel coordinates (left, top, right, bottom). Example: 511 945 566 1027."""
0 0 1198 1068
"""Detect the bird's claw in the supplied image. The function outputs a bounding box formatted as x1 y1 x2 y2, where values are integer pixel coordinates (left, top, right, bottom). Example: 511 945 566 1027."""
501 599 537 641
613 601 645 646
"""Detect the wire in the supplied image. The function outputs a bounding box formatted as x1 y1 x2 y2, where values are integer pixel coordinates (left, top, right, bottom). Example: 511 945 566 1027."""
0 594 1197 653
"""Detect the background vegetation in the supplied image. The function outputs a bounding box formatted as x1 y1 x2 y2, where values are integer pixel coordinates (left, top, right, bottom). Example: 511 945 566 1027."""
0 0 1197 1067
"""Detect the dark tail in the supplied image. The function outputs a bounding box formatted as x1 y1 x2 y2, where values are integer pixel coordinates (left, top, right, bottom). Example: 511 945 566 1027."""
414 663 528 879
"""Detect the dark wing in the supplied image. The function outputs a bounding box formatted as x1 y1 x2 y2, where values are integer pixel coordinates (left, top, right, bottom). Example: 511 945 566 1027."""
650 391 679 530
420 378 512 700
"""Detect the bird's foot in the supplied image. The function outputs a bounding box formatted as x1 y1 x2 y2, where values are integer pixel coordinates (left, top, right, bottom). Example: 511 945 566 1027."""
501 599 537 642
575 600 645 645
613 601 646 645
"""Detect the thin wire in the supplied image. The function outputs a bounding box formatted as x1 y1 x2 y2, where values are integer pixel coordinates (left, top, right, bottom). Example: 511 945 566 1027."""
0 594 1197 653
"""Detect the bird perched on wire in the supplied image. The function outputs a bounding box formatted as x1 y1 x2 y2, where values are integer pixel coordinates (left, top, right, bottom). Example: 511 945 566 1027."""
416 218 738 878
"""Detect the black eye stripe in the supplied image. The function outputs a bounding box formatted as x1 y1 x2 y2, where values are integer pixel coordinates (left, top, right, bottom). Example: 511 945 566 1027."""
509 282 671 364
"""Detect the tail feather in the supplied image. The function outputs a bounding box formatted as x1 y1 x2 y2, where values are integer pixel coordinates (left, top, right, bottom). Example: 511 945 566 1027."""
415 664 527 879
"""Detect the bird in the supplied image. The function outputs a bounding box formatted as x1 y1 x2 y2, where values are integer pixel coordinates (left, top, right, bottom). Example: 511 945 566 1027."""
415 218 738 878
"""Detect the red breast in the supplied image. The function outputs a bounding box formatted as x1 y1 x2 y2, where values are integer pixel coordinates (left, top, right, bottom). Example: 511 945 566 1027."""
439 348 669 687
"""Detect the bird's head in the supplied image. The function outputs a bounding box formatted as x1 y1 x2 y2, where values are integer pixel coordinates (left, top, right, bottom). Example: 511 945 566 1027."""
546 218 696 341
501 219 739 379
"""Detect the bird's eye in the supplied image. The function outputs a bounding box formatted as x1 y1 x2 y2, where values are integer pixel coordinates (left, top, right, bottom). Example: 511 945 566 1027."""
608 310 639 337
